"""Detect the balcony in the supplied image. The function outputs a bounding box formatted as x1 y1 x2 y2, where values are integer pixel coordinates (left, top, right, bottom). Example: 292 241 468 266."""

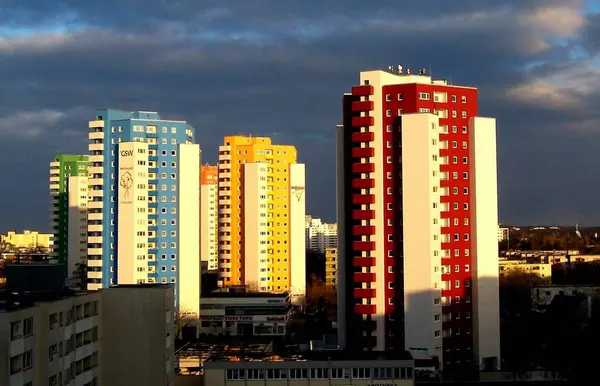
354 257 376 267
351 100 374 112
352 210 375 220
352 147 374 159
351 131 374 143
88 259 103 267
352 116 374 127
354 304 376 314
351 85 374 97
354 288 376 299
89 144 103 152
88 120 104 128
352 178 375 190
353 241 375 251
353 225 375 236
352 194 375 205
218 154 231 161
89 131 104 140
354 272 376 282
352 163 375 174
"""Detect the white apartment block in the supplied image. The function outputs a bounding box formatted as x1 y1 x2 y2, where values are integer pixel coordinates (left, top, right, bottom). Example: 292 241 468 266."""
305 216 337 253
0 285 175 386
200 165 218 271
497 226 509 242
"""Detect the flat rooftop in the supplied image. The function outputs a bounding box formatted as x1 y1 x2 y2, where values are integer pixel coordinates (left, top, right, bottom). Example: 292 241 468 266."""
0 289 93 312
205 290 289 299
204 350 413 364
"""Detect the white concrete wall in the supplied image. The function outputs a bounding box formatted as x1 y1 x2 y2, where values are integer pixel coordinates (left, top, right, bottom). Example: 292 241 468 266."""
243 163 268 289
469 117 501 370
401 113 443 360
200 184 218 270
117 142 149 284
177 144 201 318
289 163 306 302
67 175 88 280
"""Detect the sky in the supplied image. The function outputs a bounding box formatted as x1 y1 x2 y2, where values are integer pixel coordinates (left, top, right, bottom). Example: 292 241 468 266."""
1 0 600 231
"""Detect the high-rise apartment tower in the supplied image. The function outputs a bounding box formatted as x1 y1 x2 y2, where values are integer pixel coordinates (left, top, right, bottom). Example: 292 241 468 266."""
49 154 90 282
337 67 500 376
217 136 306 302
200 164 218 271
87 109 200 318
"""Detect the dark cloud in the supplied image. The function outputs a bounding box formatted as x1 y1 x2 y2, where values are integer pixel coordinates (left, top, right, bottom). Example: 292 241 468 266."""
0 0 599 231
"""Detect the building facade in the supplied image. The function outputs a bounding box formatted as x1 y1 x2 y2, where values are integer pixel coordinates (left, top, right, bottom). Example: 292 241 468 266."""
200 352 414 386
325 248 338 291
337 67 500 375
199 291 291 336
305 216 338 252
497 226 509 242
1 231 53 250
49 154 90 281
0 284 175 386
217 136 306 300
86 109 200 317
200 165 218 271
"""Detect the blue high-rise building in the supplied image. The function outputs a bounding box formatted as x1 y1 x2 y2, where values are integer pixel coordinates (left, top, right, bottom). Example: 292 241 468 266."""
87 109 200 316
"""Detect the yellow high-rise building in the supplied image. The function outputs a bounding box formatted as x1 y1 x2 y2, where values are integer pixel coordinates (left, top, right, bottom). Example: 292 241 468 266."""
218 136 306 301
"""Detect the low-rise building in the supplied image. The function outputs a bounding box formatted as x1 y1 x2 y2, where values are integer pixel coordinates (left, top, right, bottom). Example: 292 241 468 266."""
199 290 291 337
0 281 175 386
201 351 414 386
0 231 53 250
325 248 337 291
498 259 552 281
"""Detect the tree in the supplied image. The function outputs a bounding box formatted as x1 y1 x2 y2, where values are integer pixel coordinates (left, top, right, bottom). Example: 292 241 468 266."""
174 308 198 340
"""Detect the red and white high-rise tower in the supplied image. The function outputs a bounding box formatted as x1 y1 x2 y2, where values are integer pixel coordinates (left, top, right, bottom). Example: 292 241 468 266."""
336 66 500 376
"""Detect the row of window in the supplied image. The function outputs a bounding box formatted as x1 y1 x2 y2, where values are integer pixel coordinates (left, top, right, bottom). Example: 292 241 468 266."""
225 367 412 380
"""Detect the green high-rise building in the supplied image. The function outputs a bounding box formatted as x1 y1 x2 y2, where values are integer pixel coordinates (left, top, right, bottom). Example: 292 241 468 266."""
49 154 90 280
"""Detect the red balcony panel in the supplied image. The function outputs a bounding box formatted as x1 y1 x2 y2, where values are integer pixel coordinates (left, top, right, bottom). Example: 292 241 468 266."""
352 147 375 159
354 272 376 282
354 288 376 298
352 178 375 190
351 85 374 97
352 116 374 127
353 194 375 205
351 131 374 143
352 210 375 220
351 100 374 112
354 304 377 314
353 225 375 236
353 241 375 251
352 163 375 173
354 257 376 267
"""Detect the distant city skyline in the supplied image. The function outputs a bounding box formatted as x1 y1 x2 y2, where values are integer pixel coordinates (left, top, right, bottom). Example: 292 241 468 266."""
1 1 600 229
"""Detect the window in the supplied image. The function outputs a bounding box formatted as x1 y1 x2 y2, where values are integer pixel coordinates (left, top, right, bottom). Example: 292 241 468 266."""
463 172 468 179
452 110 457 118
434 314 440 321
386 109 392 117
455 265 460 272
23 350 32 369
386 125 392 132
462 126 467 133
386 94 391 101
452 125 458 133
397 108 403 115
452 156 458 164
462 96 467 103
465 249 470 257
419 92 430 100
465 264 470 272
463 156 468 164
435 330 441 337
454 234 459 241
452 141 457 148
452 95 457 102
398 93 404 101
465 279 471 287
453 187 459 194
462 111 467 118
464 234 470 241
464 218 469 226
463 187 469 195
464 203 469 210
23 318 33 336
455 280 460 288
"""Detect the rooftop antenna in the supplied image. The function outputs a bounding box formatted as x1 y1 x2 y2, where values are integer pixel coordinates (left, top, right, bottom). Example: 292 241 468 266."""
397 64 403 75
388 65 394 73
406 68 411 75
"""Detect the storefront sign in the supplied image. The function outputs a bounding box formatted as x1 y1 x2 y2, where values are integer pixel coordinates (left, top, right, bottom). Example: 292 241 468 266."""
223 316 253 322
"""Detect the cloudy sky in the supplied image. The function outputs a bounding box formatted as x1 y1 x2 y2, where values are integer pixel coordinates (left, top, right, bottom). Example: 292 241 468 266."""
1 0 599 231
